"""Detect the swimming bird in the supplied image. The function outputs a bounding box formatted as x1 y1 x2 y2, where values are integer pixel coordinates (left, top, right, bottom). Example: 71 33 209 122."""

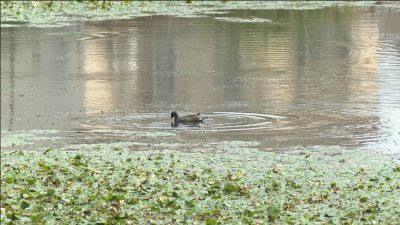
170 111 208 124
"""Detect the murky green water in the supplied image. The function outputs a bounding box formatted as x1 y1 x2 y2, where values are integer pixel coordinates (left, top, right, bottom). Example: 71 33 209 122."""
1 5 400 153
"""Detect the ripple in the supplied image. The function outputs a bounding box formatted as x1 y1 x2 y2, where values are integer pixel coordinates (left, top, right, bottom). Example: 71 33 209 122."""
82 112 285 132
137 112 285 131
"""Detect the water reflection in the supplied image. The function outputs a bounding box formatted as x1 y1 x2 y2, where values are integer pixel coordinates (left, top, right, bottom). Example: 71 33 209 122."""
171 122 202 129
1 6 399 152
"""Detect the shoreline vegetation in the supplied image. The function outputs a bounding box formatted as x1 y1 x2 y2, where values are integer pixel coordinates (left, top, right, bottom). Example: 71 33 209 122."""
1 146 400 224
1 1 400 27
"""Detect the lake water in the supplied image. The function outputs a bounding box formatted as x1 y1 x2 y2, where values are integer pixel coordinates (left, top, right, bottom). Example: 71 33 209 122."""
1 5 400 154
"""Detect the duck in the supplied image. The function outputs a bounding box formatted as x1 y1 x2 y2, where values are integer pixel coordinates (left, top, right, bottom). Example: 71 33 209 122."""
170 111 208 124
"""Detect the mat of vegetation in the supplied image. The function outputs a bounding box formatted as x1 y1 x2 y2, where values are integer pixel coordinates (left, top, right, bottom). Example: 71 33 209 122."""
2 1 399 27
1 146 399 224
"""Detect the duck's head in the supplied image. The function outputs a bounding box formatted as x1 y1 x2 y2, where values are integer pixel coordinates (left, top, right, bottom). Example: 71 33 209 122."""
171 111 178 120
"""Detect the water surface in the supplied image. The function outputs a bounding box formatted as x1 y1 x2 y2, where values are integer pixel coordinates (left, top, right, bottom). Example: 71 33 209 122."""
1 6 400 153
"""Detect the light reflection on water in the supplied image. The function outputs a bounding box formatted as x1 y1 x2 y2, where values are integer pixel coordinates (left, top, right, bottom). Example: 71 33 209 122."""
1 6 399 153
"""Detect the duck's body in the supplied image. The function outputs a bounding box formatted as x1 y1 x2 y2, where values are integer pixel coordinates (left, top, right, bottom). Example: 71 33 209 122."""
171 111 208 124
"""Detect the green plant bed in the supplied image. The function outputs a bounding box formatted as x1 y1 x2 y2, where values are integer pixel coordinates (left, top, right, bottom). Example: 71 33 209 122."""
2 1 399 27
1 147 399 224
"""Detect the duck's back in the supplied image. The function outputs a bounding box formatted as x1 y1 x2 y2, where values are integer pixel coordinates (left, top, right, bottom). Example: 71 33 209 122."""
179 113 204 122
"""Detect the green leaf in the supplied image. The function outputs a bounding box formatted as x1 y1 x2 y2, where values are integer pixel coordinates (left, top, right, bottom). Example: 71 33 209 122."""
26 178 37 185
184 209 196 216
205 218 217 225
236 172 245 178
266 207 279 215
21 200 30 210
47 189 55 196
108 195 125 202
20 189 33 199
108 195 119 202
40 211 51 218
39 163 50 171
43 148 53 155
185 200 196 208
224 183 239 192
80 172 90 178
150 206 160 211
212 195 221 199
31 214 40 223
6 213 18 220
4 176 14 183
127 198 138 204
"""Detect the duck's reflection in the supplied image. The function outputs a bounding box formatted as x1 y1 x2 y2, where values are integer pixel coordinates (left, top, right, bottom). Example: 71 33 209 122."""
171 122 203 128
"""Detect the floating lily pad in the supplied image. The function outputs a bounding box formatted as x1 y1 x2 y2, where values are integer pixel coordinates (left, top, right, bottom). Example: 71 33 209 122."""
1 145 399 223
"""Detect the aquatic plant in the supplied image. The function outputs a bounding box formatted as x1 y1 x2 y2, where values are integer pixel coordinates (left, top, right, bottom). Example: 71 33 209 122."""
1 1 399 27
1 146 399 223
